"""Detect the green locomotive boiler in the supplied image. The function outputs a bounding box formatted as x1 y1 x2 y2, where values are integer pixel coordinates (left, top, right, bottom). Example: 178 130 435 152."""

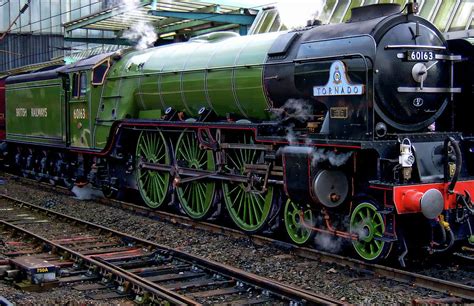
3 4 474 264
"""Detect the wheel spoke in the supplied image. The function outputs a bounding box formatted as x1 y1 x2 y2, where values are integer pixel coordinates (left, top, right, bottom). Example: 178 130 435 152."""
250 194 260 222
223 135 273 232
284 199 313 245
350 202 389 261
232 187 244 207
187 135 196 160
227 154 241 170
145 133 153 158
197 183 206 204
180 140 192 161
254 195 263 215
238 149 246 170
153 176 161 201
156 145 164 162
242 194 248 224
136 131 170 208
198 151 207 167
230 184 240 194
176 131 215 219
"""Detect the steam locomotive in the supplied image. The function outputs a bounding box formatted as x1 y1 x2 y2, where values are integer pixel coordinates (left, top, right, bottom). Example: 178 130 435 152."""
1 3 473 264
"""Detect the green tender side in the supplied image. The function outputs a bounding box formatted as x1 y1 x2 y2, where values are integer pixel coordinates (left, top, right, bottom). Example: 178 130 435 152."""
6 78 66 145
108 31 282 121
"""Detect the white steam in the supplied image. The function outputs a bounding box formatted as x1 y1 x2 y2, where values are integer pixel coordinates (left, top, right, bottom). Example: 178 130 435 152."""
120 0 158 50
280 146 352 167
282 99 313 121
272 99 313 143
314 233 344 253
71 184 104 200
311 148 352 167
350 217 371 240
276 0 326 29
275 99 352 166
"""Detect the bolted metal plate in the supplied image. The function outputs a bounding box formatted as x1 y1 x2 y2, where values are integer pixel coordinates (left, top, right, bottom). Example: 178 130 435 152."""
313 170 348 207
420 188 444 219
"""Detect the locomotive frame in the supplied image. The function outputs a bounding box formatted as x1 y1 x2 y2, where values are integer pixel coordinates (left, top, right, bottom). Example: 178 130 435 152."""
1 3 474 265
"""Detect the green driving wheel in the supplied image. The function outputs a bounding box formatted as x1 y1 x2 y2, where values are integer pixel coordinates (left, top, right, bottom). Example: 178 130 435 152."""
175 131 216 220
350 202 389 261
284 200 314 245
222 135 274 233
136 131 170 208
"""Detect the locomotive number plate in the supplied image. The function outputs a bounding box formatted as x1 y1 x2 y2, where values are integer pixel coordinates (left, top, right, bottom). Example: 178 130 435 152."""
406 50 435 62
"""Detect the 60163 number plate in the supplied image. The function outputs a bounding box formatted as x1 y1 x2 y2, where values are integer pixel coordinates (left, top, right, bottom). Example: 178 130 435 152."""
406 50 435 61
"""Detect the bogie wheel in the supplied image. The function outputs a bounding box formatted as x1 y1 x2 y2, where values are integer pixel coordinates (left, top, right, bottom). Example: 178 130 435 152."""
175 131 216 220
222 135 274 233
136 131 170 208
284 200 315 245
100 160 118 199
33 151 46 182
350 202 392 261
58 154 74 189
102 181 118 199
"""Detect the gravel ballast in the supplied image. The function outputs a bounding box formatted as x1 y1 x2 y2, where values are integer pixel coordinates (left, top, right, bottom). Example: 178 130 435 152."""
0 175 459 304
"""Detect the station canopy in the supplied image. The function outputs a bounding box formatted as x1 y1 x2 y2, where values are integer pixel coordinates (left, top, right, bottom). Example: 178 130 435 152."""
63 0 261 45
64 0 473 46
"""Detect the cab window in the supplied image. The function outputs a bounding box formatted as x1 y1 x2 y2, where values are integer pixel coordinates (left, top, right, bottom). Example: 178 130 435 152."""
72 73 79 98
92 60 110 85
72 72 87 98
80 72 87 96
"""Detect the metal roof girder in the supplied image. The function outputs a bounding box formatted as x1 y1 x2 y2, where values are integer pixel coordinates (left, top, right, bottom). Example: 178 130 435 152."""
190 0 257 9
147 10 256 25
157 19 215 34
65 8 129 33
64 36 132 45
190 23 238 36
64 1 151 33
154 4 221 28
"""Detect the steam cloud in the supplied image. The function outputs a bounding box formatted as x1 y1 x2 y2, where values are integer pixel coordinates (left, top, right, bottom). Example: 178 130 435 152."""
280 146 352 167
71 184 104 200
311 148 352 167
314 233 344 253
272 99 313 144
276 0 326 29
120 0 158 50
276 99 352 167
281 99 313 122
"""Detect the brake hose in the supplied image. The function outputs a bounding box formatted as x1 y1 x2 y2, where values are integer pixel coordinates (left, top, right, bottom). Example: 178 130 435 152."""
444 136 462 193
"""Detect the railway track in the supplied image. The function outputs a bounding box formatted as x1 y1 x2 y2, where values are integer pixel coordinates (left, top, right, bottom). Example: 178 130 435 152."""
97 197 474 301
3 174 474 301
0 194 341 305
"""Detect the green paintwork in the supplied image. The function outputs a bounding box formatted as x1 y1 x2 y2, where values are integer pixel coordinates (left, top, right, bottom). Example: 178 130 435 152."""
69 74 91 148
6 78 66 145
136 130 170 208
139 109 162 119
107 31 280 124
175 131 216 220
93 71 139 149
350 202 386 261
284 200 314 245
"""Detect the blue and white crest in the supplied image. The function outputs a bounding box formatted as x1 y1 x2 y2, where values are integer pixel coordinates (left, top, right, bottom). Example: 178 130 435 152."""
313 61 365 97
